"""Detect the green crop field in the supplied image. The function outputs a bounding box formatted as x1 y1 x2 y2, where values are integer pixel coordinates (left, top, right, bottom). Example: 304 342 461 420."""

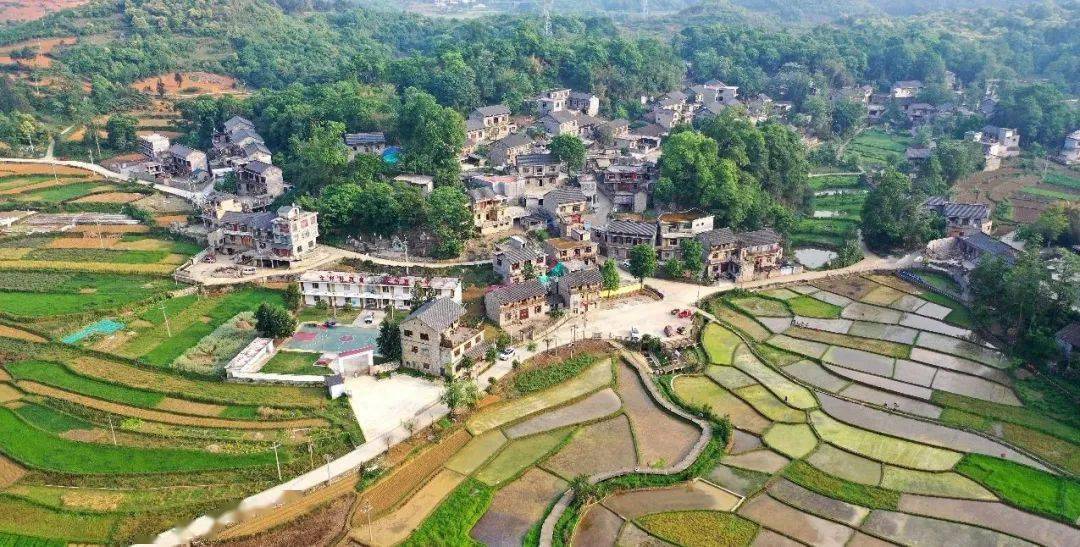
0 407 277 474
24 248 173 264
260 351 326 375
0 270 175 318
1043 172 1080 190
14 182 109 203
956 454 1080 522
1021 186 1080 201
5 360 166 408
809 175 861 191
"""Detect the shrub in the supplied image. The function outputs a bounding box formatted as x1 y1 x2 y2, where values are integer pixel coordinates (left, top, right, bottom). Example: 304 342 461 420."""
511 353 600 395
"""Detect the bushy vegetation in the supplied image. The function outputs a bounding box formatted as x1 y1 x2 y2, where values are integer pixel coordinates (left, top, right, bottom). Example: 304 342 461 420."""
956 454 1080 523
172 312 258 375
782 460 900 510
511 354 602 396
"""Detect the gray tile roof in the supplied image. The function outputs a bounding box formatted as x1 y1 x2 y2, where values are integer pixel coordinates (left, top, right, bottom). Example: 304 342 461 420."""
468 187 499 203
544 187 587 206
224 116 254 132
941 203 989 220
472 105 511 118
168 144 202 159
518 153 560 167
404 297 465 332
344 132 385 145
545 110 578 124
491 133 532 150
497 244 546 265
220 211 275 230
735 228 782 247
605 219 656 237
230 128 264 143
466 117 485 132
961 232 1016 262
242 160 277 174
1056 322 1080 347
697 227 735 248
559 268 602 289
486 278 548 306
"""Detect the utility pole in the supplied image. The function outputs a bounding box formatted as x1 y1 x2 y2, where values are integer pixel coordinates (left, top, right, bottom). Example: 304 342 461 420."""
160 300 172 338
324 454 333 485
107 415 117 445
272 444 282 481
359 499 374 545
308 441 314 470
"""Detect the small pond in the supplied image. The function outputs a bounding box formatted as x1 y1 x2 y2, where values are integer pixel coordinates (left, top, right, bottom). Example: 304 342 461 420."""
813 210 844 218
794 248 838 269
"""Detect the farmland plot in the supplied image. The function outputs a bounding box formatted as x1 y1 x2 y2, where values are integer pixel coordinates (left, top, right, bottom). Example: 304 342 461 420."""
826 365 933 400
809 290 853 307
809 411 962 471
841 303 902 324
475 428 570 486
672 376 771 434
806 443 882 485
444 430 506 475
616 362 700 466
897 494 1080 546
766 334 829 359
821 346 896 376
899 313 970 338
602 479 741 518
503 388 620 439
710 303 771 341
879 467 995 500
731 297 790 317
738 493 855 545
763 423 817 458
847 321 918 344
541 415 638 479
768 479 869 526
724 449 790 474
837 384 942 418
792 316 852 334
706 365 758 390
572 504 625 546
733 346 816 410
702 323 741 365
708 464 771 497
908 347 1010 384
914 332 1009 368
931 370 1021 406
471 468 566 546
860 511 1033 546
735 385 806 423
784 360 850 393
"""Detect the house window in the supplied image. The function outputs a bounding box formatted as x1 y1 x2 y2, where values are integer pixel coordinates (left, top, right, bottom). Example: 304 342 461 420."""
404 329 413 336
411 346 418 353
420 333 429 341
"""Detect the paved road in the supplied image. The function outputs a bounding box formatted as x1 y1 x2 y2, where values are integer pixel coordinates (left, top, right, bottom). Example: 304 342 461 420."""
0 156 127 180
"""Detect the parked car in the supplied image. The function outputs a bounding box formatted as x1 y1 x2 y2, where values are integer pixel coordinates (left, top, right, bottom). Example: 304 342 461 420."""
363 312 375 324
241 266 256 275
677 309 693 319
664 325 675 337
629 326 641 341
499 347 516 360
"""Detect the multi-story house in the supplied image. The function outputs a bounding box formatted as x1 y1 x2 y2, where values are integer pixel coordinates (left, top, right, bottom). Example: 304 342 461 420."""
1057 129 1080 165
697 227 785 282
656 210 715 262
484 278 550 327
138 133 170 159
704 80 739 105
238 142 272 165
544 227 599 270
299 271 461 310
830 85 873 104
557 268 602 315
166 144 208 176
399 297 484 377
567 91 600 116
487 133 535 166
537 89 571 115
494 236 548 283
207 205 318 268
471 174 525 201
923 197 991 237
467 105 515 142
890 80 924 99
344 132 387 158
515 153 562 187
236 160 285 202
598 219 656 260
469 187 512 236
542 110 580 136
541 187 588 235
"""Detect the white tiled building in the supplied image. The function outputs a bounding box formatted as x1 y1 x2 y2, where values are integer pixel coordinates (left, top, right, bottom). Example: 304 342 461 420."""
299 271 462 310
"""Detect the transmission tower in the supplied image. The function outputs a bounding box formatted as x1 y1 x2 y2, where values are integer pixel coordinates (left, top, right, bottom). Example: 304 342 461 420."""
542 0 552 36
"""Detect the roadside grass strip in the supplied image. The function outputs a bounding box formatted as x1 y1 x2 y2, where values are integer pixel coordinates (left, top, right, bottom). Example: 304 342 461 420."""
471 468 566 547
908 347 1010 384
808 411 962 471
0 407 276 474
787 326 910 358
914 331 1009 368
846 321 918 344
62 352 325 408
542 415 638 479
806 443 882 486
792 316 852 334
737 492 855 545
474 428 571 486
783 360 850 393
707 464 771 497
724 449 790 474
730 296 791 317
841 302 902 324
0 496 117 544
786 296 842 319
444 430 506 475
766 334 829 359
710 302 771 341
769 479 870 526
603 479 742 518
821 346 896 376
467 359 611 434
860 285 905 307
503 388 621 439
955 454 1080 523
763 423 817 458
672 376 771 434
898 493 1080 546
898 313 970 338
734 385 806 423
817 394 1044 470
636 511 759 547
825 364 934 400
732 346 816 409
702 323 740 365
860 511 1035 546
931 369 1022 406
838 384 942 419
705 365 758 390
879 467 996 500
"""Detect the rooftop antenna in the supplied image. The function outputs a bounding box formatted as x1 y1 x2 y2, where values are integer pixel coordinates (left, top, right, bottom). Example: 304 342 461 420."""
542 0 552 36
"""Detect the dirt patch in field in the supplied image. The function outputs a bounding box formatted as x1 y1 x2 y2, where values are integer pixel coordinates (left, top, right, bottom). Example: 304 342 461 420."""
542 415 638 479
573 504 625 546
470 468 567 546
156 397 227 417
60 490 124 511
602 479 741 519
18 381 328 430
0 383 20 403
0 324 47 343
738 494 855 545
0 36 76 65
0 162 90 176
616 362 700 467
71 192 144 204
354 428 470 519
155 214 190 227
131 71 245 96
0 454 26 488
811 276 878 300
221 493 354 547
46 237 119 249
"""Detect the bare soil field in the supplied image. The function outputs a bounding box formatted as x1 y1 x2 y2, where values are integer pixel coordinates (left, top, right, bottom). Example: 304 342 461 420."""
131 72 246 97
541 415 638 479
738 493 855 545
0 36 76 66
573 504 624 546
470 468 566 546
602 479 742 519
70 192 144 204
354 428 470 518
220 493 353 547
0 324 47 342
0 454 26 488
0 1 87 22
616 362 700 466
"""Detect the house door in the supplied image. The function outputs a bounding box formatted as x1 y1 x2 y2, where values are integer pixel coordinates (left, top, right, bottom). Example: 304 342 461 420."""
519 308 529 320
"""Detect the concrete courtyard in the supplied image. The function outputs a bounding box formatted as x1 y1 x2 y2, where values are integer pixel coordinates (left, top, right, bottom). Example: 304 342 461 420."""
342 373 445 442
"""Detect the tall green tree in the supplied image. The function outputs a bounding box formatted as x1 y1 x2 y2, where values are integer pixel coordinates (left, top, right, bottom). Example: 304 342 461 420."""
105 114 139 150
860 170 941 253
549 134 586 173
600 259 620 291
680 237 704 277
397 87 466 186
255 303 297 339
378 317 402 362
291 121 350 194
628 244 657 283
